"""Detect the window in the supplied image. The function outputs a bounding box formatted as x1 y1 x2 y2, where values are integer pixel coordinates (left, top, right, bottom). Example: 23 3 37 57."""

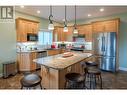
38 30 53 45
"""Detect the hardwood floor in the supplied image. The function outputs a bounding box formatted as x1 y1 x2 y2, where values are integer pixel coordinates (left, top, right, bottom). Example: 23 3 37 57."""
0 70 127 89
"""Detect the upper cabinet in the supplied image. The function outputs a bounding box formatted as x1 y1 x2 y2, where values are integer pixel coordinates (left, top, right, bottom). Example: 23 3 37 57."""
16 18 39 42
92 18 120 33
53 26 73 42
77 24 92 42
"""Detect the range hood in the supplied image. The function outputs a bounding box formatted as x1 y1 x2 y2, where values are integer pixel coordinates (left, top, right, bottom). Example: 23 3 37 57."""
73 34 85 42
73 34 85 38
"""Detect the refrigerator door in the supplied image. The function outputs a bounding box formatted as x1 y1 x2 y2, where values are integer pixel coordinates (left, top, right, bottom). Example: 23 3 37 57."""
93 33 104 56
103 32 116 57
100 56 116 72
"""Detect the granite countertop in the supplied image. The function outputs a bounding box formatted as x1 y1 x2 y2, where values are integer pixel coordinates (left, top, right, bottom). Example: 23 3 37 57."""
17 49 47 53
33 52 92 70
17 48 61 53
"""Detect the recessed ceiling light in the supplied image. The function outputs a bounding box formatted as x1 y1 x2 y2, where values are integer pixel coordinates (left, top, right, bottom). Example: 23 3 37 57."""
37 10 40 14
20 6 24 8
100 8 104 12
88 14 91 17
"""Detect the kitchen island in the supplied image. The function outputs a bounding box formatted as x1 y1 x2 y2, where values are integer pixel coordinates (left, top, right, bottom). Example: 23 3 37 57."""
33 52 92 89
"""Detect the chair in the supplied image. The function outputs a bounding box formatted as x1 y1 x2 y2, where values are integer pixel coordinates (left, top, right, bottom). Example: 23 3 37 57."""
84 61 102 89
65 72 85 89
20 73 42 89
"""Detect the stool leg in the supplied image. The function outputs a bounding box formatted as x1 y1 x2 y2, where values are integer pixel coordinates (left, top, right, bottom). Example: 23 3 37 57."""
90 74 92 89
40 84 42 89
21 85 23 89
64 81 67 89
99 75 102 89
94 75 96 89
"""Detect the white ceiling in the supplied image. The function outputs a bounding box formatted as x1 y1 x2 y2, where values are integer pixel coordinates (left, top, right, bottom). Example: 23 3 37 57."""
15 6 127 23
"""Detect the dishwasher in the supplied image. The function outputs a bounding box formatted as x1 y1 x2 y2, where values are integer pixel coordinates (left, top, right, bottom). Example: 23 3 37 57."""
36 51 47 69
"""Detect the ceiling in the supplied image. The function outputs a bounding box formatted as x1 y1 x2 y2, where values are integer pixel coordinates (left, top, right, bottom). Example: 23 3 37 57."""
15 6 127 23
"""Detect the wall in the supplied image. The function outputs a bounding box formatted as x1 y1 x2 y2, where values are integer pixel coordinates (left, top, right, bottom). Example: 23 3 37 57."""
69 12 127 70
0 11 62 76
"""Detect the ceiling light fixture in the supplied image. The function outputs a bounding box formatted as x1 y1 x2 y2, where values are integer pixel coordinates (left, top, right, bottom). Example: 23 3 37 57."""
48 6 54 30
88 14 91 17
63 6 68 32
100 8 104 12
20 6 24 8
37 10 40 14
73 6 78 34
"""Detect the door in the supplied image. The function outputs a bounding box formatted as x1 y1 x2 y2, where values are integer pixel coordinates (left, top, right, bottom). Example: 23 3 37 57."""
93 33 104 56
100 56 116 72
103 32 116 57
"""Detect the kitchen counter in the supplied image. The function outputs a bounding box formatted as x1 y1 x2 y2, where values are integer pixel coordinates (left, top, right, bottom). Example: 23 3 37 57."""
34 51 92 89
33 52 92 70
17 49 47 53
16 48 62 53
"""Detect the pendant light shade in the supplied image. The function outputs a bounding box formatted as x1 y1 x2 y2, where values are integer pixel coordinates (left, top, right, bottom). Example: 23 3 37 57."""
73 6 78 34
63 6 68 32
48 6 54 30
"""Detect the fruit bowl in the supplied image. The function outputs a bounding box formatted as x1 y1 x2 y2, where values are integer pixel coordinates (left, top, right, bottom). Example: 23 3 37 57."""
62 52 73 58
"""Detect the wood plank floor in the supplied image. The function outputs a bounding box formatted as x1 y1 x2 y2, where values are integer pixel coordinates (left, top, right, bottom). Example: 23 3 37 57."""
0 70 127 89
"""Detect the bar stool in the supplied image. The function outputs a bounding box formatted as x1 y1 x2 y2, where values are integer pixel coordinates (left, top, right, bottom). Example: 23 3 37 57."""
87 68 102 89
84 61 102 89
85 61 98 67
65 73 85 89
20 73 42 89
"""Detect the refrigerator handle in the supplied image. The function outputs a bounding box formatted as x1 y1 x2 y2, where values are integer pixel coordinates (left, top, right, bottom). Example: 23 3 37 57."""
101 37 104 51
103 36 105 51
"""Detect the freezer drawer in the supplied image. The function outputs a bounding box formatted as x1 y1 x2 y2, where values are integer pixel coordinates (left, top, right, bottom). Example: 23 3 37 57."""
100 57 116 72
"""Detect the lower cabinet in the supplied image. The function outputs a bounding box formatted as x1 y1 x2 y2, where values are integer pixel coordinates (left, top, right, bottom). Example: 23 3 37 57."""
17 52 37 72
47 49 63 56
17 51 47 72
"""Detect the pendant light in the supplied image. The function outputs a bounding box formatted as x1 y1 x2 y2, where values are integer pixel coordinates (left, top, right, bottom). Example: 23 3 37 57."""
48 6 54 30
73 6 78 34
63 6 68 32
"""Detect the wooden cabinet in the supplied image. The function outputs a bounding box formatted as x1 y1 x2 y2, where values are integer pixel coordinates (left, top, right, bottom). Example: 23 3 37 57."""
77 24 92 42
41 60 84 89
17 52 38 72
16 18 39 42
92 18 120 33
47 49 62 56
84 24 92 42
92 21 104 33
53 26 73 42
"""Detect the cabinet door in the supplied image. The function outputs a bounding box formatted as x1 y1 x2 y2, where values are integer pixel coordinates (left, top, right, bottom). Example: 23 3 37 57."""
30 52 37 71
60 27 67 41
57 27 62 41
17 53 30 71
53 27 58 42
104 20 117 32
77 25 85 35
67 27 73 41
92 22 105 33
19 20 27 42
32 22 39 34
84 25 92 42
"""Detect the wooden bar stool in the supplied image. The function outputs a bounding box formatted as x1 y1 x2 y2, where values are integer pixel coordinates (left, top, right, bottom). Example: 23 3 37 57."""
87 68 102 89
84 61 102 89
65 72 85 89
20 73 42 89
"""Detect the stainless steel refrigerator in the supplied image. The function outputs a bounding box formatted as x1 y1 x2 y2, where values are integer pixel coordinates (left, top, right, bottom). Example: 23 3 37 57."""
93 32 117 72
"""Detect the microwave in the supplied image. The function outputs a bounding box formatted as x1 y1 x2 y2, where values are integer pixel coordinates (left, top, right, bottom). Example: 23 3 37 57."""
27 33 38 41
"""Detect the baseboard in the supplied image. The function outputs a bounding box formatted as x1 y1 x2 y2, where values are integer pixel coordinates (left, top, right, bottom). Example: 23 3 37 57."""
0 73 3 78
119 67 127 71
